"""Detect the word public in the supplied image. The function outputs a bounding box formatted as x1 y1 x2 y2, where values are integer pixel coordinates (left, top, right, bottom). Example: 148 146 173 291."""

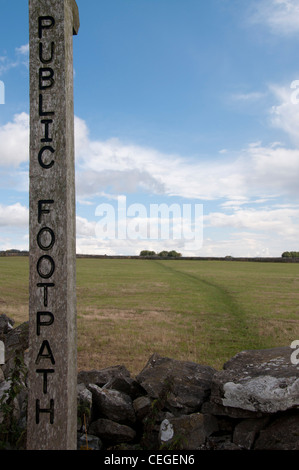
34 15 58 426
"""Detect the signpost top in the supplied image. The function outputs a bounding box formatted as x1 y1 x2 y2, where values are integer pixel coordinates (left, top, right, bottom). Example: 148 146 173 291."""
70 0 80 35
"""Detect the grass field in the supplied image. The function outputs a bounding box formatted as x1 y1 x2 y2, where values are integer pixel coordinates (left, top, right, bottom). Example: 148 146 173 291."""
0 256 298 375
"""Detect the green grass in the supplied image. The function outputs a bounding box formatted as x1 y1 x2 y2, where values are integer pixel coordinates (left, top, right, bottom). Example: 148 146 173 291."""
0 257 298 375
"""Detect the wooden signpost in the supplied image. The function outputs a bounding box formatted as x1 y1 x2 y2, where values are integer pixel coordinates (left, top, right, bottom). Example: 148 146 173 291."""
27 0 79 450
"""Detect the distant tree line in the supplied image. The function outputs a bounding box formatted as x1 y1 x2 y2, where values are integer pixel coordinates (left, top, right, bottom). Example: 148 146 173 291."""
139 250 182 258
281 251 299 258
0 249 29 257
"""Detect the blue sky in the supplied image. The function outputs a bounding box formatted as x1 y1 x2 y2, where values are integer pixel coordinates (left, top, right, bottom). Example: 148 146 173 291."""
1 0 299 256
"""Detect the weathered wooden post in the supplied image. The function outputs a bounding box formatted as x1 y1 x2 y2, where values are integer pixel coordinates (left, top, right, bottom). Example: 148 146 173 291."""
0 340 4 366
27 0 79 450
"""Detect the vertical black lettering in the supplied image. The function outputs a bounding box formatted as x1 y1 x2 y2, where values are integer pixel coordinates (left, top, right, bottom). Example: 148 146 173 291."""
38 146 55 169
36 399 54 424
37 227 55 251
37 283 55 307
37 255 55 279
39 42 55 64
36 312 54 336
38 200 54 224
39 94 54 117
39 68 55 90
38 16 55 40
35 340 55 365
41 119 53 143
36 369 55 394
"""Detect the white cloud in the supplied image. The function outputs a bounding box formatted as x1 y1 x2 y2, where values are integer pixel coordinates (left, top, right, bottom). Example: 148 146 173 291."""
245 142 299 197
74 116 90 157
231 92 266 101
73 79 299 204
76 215 97 237
3 85 298 203
0 57 18 76
0 203 28 228
76 230 199 257
251 0 299 35
270 83 299 144
0 113 29 167
15 43 29 56
205 206 299 236
75 118 248 201
75 113 299 203
0 43 29 76
1 75 299 257
202 234 274 258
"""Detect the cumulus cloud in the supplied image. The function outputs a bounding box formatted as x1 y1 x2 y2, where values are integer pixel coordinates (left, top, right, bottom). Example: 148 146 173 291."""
15 43 29 56
244 142 299 197
1 77 299 256
270 83 299 144
74 110 299 203
205 205 299 237
0 113 29 167
0 203 29 228
202 233 276 258
76 215 97 237
74 117 250 202
76 168 166 200
231 92 266 102
250 0 299 35
0 43 29 76
3 83 298 203
0 56 18 76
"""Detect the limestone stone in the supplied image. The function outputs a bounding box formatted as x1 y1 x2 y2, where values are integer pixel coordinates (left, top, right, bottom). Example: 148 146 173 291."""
78 365 131 387
77 383 93 431
0 380 23 427
2 322 28 361
0 380 11 400
88 383 136 425
103 375 144 399
232 417 270 450
210 347 299 414
1 341 299 450
77 433 103 451
0 380 11 425
133 396 152 421
89 418 136 445
205 436 242 450
77 382 93 402
136 354 216 414
2 322 29 379
159 413 218 450
201 399 261 419
0 314 14 338
254 412 299 450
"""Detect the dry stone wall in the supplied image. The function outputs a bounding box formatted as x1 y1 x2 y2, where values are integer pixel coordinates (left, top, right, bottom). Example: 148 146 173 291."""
0 315 298 450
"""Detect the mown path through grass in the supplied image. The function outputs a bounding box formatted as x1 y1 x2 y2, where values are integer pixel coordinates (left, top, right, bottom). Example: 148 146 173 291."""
0 257 298 374
152 260 265 366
